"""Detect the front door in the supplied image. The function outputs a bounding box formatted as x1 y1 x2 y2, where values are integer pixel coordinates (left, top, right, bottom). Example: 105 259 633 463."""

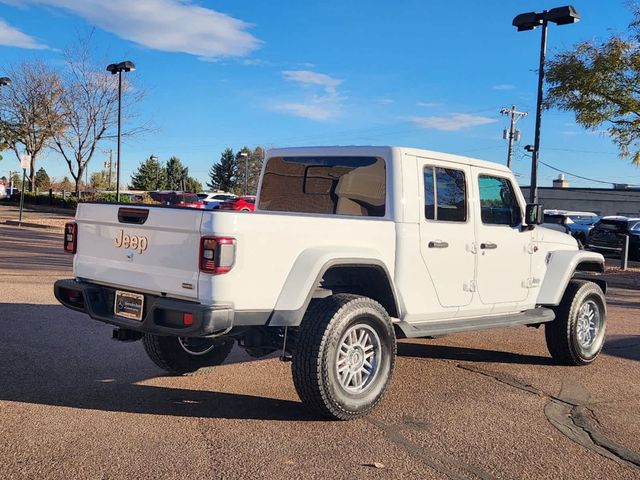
418 159 475 308
473 171 532 305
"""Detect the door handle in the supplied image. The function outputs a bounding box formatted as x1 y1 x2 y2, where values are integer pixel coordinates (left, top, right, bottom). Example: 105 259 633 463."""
480 242 498 250
428 240 449 249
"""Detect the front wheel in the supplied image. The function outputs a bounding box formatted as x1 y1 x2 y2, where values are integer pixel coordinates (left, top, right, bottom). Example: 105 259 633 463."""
143 334 234 374
292 294 396 420
545 280 607 365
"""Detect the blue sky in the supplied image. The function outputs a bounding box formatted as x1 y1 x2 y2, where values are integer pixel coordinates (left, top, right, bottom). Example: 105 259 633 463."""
0 0 637 188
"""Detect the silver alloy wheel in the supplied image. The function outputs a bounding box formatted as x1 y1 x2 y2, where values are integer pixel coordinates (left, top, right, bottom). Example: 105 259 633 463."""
576 299 600 349
335 324 382 393
178 337 216 356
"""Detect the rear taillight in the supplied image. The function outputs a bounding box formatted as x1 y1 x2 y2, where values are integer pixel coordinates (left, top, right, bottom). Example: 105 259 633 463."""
64 222 77 253
199 236 235 274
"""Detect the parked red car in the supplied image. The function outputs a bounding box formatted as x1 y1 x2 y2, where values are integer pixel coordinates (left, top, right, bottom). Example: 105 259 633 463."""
219 195 256 212
149 191 205 209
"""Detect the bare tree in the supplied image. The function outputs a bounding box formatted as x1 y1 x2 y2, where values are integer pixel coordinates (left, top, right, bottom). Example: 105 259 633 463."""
0 61 66 191
52 40 145 196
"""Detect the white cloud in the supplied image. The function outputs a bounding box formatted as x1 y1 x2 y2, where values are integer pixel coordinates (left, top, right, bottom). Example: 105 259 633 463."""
411 113 497 132
377 98 394 105
275 103 334 121
0 18 48 49
560 131 578 136
416 101 439 108
493 84 516 91
274 70 344 121
282 70 342 94
6 0 260 58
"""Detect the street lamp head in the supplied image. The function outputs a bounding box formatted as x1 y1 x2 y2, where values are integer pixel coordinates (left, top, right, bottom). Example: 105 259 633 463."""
239 152 249 158
117 61 136 73
106 61 136 75
0 77 11 87
512 11 542 31
547 6 580 25
513 6 579 31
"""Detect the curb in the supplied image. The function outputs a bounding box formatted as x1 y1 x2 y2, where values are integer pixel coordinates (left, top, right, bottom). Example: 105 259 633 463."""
4 220 60 230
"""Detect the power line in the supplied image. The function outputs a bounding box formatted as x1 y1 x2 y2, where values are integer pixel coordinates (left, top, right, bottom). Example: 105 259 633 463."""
538 160 617 185
520 153 640 188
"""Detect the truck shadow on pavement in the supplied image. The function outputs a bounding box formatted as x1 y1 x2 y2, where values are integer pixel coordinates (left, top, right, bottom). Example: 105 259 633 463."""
602 335 640 362
397 341 556 365
0 303 317 422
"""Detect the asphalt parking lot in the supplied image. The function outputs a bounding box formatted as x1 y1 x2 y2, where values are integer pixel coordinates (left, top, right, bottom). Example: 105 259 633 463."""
1 223 639 480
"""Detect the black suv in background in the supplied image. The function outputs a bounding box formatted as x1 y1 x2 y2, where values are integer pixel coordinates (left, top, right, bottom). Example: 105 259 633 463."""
586 216 640 260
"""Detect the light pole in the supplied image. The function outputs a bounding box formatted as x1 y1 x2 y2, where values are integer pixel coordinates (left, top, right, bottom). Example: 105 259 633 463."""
512 6 580 204
239 152 249 195
150 154 160 190
106 61 135 202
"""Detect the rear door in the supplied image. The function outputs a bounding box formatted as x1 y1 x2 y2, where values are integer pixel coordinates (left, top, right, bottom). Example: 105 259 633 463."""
74 204 204 300
418 158 476 308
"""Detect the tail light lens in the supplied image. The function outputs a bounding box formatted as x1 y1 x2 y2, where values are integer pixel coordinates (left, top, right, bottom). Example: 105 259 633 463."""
64 222 77 253
200 236 235 274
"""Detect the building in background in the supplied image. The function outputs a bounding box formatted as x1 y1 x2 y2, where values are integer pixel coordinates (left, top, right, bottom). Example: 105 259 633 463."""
520 174 640 217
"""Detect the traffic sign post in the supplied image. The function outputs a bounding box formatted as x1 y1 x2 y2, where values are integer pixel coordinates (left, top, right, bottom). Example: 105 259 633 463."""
18 154 30 224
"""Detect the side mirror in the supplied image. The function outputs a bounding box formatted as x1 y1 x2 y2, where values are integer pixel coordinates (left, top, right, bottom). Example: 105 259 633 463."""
525 204 544 226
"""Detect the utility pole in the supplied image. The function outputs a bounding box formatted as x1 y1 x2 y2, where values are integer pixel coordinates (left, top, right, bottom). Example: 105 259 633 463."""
500 105 527 169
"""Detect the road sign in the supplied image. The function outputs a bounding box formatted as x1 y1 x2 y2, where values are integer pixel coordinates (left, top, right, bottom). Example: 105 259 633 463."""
20 154 31 169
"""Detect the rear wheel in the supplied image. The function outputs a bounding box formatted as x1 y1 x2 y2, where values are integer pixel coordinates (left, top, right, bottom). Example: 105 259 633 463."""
545 280 606 365
292 294 396 420
143 334 234 374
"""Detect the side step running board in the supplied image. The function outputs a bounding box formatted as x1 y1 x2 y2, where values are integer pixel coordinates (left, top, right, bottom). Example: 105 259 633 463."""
396 307 555 339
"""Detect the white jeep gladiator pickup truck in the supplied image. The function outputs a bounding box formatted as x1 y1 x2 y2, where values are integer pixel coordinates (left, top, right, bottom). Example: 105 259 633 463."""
54 146 607 420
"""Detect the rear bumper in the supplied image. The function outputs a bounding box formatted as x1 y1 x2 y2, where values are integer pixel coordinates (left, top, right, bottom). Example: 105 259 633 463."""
54 279 234 337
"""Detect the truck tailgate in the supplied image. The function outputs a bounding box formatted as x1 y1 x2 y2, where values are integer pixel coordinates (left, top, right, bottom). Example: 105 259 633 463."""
74 203 203 300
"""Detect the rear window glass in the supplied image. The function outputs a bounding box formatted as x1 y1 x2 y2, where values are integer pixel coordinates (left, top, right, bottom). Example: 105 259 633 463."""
569 215 597 225
174 194 198 203
423 166 467 222
259 156 386 216
595 220 628 232
544 214 565 225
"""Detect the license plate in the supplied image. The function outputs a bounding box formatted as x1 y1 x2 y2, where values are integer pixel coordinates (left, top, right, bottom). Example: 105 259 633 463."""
114 290 144 321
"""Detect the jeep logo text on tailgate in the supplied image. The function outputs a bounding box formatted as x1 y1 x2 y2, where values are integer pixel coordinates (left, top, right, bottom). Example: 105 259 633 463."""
114 230 148 253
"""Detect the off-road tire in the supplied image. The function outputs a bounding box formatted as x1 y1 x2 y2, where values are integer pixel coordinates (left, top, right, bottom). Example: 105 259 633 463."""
143 334 234 374
292 294 396 420
545 280 607 366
